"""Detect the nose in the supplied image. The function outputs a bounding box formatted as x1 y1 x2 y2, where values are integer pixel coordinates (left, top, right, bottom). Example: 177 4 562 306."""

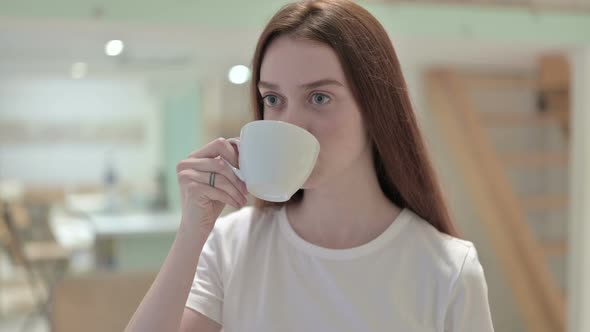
279 105 310 132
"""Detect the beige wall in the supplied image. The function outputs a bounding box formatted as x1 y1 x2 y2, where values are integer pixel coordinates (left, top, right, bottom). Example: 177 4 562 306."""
569 47 590 332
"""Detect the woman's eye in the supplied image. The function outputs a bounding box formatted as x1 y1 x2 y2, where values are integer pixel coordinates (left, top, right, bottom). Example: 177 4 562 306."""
310 93 331 105
263 95 281 107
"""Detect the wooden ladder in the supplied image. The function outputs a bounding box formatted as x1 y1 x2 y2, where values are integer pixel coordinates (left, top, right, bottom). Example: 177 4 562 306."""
426 60 568 332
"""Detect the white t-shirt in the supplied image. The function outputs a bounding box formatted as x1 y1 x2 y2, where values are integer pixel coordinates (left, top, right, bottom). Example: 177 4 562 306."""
186 206 494 332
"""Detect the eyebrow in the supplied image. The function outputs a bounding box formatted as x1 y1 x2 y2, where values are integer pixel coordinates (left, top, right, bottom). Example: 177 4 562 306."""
258 78 344 90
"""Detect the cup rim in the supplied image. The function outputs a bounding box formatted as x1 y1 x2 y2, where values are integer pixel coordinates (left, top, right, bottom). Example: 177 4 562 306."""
242 120 319 145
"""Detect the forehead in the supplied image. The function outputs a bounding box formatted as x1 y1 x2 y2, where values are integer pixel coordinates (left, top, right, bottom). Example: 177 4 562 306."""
260 36 347 86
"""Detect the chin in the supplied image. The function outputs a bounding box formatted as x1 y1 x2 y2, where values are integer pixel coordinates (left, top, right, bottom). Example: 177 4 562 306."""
300 176 317 190
300 168 320 190
300 164 330 190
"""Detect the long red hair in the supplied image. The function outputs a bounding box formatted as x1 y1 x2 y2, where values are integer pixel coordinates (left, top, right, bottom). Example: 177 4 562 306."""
250 0 460 237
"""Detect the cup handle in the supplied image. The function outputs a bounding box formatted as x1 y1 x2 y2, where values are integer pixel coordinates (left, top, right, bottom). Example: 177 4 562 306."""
226 138 245 181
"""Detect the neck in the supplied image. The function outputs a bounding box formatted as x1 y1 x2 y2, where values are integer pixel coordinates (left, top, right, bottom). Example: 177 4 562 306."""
287 148 401 249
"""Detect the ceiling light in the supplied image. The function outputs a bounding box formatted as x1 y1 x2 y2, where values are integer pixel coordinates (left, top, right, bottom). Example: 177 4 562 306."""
105 40 124 56
228 65 250 85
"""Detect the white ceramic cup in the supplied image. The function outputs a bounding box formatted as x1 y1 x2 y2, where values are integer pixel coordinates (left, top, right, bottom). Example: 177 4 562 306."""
226 120 320 202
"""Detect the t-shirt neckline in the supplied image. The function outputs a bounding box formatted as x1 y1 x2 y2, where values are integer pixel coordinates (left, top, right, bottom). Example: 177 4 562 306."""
277 205 412 260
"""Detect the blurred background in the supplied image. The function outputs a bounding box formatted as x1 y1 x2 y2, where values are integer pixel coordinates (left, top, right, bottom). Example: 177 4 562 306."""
0 0 588 331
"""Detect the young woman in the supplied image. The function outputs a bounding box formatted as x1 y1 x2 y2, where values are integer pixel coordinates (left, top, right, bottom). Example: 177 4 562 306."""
126 1 495 331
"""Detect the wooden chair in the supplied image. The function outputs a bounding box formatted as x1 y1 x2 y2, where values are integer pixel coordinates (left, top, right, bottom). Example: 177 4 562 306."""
0 200 70 331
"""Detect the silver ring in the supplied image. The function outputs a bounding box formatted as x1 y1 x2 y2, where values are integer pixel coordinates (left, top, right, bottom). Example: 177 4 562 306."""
209 172 216 188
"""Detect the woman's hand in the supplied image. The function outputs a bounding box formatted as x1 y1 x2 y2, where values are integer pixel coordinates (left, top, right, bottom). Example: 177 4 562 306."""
176 137 248 235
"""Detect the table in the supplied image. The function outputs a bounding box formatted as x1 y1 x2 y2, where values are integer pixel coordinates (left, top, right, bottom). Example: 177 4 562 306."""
50 208 182 271
88 211 182 270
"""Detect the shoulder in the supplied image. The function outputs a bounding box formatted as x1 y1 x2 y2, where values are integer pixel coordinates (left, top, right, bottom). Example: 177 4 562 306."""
202 206 280 284
401 210 489 320
402 209 482 282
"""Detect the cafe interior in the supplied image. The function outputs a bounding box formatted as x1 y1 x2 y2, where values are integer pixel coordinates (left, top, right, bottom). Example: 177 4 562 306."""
1 0 589 331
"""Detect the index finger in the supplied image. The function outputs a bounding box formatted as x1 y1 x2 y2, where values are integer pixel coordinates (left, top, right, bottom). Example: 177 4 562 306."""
188 137 240 168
